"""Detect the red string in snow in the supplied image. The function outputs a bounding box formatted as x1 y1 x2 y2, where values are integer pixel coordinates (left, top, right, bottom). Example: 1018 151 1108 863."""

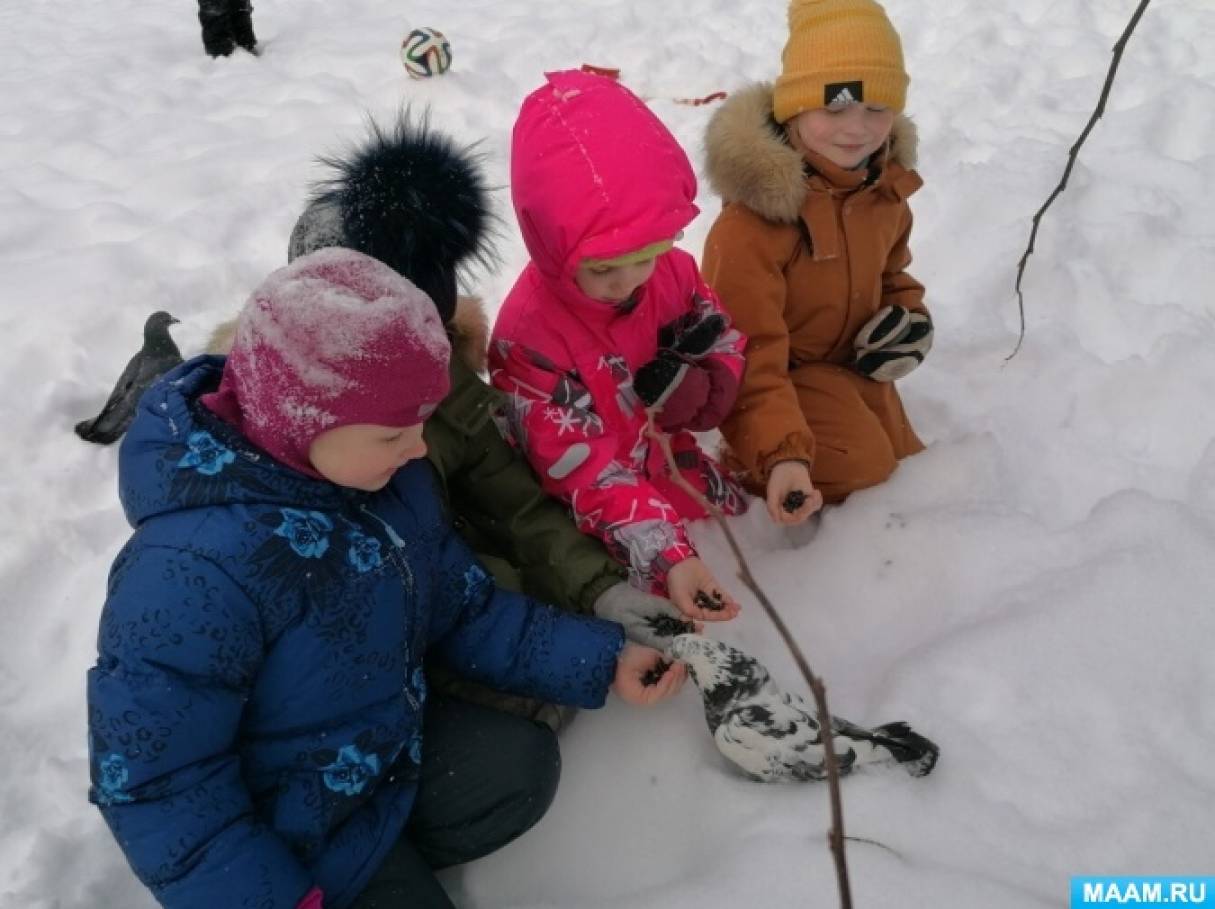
578 64 727 107
671 91 727 106
580 64 621 80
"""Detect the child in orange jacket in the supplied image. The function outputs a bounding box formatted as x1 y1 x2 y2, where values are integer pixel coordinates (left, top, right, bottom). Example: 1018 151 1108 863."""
702 0 932 524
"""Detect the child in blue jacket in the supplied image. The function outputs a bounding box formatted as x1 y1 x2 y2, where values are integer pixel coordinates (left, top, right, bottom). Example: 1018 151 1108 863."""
86 248 683 909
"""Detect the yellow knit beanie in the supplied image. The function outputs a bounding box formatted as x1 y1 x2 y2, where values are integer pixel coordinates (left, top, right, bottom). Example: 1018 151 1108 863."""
773 0 908 123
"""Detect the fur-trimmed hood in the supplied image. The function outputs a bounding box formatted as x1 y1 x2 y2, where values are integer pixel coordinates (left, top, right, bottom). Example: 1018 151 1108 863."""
206 294 490 375
446 294 490 374
704 82 918 224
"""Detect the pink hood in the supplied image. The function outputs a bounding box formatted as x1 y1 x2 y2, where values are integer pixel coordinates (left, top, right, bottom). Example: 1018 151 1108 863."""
511 70 699 297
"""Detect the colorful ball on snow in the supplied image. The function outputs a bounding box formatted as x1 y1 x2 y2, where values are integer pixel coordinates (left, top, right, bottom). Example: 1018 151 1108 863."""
400 27 452 79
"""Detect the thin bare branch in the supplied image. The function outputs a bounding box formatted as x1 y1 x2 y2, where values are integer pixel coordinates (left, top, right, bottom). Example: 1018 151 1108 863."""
1010 0 1152 359
844 835 903 859
645 413 853 908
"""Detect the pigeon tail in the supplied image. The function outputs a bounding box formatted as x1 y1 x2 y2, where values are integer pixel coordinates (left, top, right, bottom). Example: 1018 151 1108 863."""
867 721 940 777
74 417 124 445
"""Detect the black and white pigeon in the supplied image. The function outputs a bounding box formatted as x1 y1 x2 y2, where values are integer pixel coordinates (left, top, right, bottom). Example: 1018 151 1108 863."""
75 311 182 445
668 634 939 783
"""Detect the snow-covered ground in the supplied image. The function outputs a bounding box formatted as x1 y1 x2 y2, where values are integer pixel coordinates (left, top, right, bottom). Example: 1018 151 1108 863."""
3 0 1213 906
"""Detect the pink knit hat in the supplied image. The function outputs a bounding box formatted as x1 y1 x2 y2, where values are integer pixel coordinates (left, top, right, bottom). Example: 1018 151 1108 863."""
201 248 451 479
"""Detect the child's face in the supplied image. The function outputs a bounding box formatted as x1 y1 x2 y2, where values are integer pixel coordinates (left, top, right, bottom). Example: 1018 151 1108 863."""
575 258 658 304
309 423 427 491
787 103 896 170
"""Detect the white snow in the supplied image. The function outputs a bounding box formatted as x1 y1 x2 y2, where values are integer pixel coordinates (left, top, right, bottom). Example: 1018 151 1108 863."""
2 0 1213 907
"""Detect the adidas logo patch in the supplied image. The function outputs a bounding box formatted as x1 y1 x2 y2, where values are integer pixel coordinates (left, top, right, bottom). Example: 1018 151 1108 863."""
825 81 863 109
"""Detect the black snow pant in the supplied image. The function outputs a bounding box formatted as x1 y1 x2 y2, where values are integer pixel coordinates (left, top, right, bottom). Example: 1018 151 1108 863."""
197 0 255 56
348 695 562 909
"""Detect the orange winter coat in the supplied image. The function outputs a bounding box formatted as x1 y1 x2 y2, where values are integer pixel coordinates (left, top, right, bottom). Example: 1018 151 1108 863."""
702 83 927 502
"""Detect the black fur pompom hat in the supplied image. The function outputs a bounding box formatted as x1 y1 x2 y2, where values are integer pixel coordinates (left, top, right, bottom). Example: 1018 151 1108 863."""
288 111 496 325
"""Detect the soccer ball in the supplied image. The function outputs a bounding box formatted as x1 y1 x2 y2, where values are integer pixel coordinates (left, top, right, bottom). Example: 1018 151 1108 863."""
400 27 452 79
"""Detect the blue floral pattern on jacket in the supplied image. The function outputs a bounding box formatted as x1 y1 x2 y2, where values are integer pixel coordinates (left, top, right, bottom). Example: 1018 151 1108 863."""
176 430 235 476
346 528 383 573
274 508 334 558
320 744 382 796
87 357 625 909
95 753 133 806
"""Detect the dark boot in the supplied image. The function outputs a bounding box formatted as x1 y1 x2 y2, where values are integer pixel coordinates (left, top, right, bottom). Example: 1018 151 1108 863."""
198 0 234 57
229 0 257 53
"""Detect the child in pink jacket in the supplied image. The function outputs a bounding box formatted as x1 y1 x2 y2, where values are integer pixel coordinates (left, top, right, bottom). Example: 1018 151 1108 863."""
490 70 748 621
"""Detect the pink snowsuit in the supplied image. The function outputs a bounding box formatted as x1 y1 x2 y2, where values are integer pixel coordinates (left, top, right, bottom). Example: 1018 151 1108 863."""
490 70 748 594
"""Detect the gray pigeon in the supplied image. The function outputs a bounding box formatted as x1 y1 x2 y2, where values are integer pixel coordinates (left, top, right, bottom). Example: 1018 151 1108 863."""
75 311 182 445
668 634 939 783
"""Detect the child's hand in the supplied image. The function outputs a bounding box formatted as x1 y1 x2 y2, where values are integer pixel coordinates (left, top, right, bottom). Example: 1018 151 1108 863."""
612 642 688 706
666 557 741 622
765 460 823 526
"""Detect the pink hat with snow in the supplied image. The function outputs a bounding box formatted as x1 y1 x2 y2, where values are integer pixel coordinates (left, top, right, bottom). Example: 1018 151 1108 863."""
201 247 451 479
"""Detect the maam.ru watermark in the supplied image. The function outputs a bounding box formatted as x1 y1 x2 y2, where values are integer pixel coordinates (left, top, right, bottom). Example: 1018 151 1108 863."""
1072 878 1214 906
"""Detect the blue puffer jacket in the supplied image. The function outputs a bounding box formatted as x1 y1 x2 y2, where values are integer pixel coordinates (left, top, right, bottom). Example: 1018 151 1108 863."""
86 356 625 909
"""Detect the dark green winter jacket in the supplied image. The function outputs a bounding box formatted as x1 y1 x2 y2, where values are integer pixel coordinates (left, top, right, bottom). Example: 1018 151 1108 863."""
425 301 626 615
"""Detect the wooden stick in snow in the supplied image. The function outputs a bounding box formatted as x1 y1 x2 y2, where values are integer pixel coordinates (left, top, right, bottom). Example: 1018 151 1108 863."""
644 412 853 909
1010 0 1152 359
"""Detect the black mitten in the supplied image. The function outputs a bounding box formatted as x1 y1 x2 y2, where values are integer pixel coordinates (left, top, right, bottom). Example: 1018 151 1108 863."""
633 353 689 408
854 305 933 382
672 313 727 357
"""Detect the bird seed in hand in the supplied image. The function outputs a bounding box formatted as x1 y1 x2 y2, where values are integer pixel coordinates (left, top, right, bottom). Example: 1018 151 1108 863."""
641 659 672 687
782 490 807 513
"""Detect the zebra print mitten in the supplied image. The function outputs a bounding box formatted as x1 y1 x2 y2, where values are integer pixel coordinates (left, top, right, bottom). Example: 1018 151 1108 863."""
853 305 933 382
